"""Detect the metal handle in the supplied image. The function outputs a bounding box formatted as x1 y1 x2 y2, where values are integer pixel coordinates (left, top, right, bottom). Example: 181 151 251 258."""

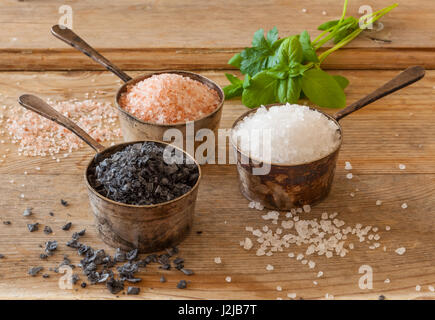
334 66 425 121
18 94 106 153
51 25 132 83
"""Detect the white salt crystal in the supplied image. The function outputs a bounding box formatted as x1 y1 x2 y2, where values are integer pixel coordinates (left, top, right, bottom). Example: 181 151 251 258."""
313 281 318 285
395 247 406 255
243 237 253 250
376 200 382 206
287 293 297 299
317 271 323 278
322 11 327 15
416 285 421 292
401 203 408 209
225 276 232 283
384 278 390 284
346 173 353 179
385 226 391 231
399 164 406 170
232 104 340 164
214 257 222 264
302 8 307 13
266 264 274 271
303 205 311 213
276 286 282 291
429 285 434 292
344 161 352 170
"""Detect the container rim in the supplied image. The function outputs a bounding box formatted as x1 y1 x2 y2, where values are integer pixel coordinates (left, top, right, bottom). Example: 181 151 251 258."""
84 139 202 208
230 103 343 167
115 70 225 127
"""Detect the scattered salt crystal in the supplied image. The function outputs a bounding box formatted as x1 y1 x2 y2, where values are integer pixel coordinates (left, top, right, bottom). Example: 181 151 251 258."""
308 261 316 269
395 247 406 255
401 203 408 209
313 281 318 285
281 220 294 229
344 161 352 170
399 164 406 170
322 11 327 15
214 257 222 264
416 285 421 292
120 73 219 124
20 193 24 199
243 237 253 250
232 104 340 164
287 293 297 299
325 293 334 300
296 253 304 261
303 205 311 213
266 264 274 271
288 253 294 258
35 167 40 171
276 286 282 291
384 278 390 284
302 8 307 13
225 276 232 283
317 271 323 278
346 173 353 179
350 192 355 197
385 226 391 231
376 200 382 206
429 285 434 292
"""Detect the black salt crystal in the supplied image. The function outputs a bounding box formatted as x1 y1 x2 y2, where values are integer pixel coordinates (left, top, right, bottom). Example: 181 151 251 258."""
126 248 138 261
160 275 166 283
28 266 43 276
180 268 194 276
81 282 87 288
177 280 187 289
106 277 124 294
42 274 50 279
27 223 39 232
62 222 72 231
43 226 53 234
0 254 4 259
60 199 68 207
127 287 140 295
3 221 11 225
91 142 199 205
45 240 58 254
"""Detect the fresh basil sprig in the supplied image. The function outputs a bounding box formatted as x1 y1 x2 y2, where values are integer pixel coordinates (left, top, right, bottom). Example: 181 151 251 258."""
223 0 398 109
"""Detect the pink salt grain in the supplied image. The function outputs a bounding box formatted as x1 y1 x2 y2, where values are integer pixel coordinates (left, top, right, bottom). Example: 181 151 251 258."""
6 99 120 157
120 73 220 124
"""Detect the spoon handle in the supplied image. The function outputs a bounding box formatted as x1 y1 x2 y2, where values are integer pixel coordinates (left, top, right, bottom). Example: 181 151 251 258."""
51 25 132 83
334 66 425 121
18 94 106 154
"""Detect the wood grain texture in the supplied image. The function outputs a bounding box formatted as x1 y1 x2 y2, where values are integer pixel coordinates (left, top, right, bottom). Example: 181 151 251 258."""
1 0 435 70
0 70 434 299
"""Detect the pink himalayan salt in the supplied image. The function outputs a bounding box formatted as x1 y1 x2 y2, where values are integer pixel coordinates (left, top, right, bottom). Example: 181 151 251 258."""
119 73 220 124
6 99 121 157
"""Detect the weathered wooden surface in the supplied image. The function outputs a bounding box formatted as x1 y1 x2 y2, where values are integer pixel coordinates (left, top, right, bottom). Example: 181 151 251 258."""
1 0 435 70
0 70 434 299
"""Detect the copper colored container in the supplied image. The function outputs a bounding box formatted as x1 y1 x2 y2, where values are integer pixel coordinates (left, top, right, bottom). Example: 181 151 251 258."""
85 141 201 253
231 104 342 210
115 70 224 149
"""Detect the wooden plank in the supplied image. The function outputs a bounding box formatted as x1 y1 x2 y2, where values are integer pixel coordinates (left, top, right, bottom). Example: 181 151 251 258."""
0 70 434 299
1 0 435 70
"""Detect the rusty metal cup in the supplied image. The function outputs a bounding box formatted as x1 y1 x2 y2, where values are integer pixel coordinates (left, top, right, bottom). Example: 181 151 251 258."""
115 70 224 150
231 66 425 210
231 104 342 210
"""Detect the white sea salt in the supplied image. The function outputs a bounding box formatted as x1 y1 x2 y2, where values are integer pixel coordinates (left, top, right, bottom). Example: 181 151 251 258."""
376 200 382 206
401 203 408 209
399 164 406 170
214 257 222 264
346 173 353 179
415 285 421 292
266 264 274 271
243 237 253 250
384 278 390 284
287 293 297 299
395 247 406 255
344 161 352 170
225 276 232 283
429 285 434 292
232 104 340 164
276 286 282 291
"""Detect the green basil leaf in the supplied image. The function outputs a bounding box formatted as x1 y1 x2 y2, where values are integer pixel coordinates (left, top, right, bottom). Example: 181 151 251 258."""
242 71 280 108
239 28 284 76
317 19 339 31
228 53 242 68
299 31 319 63
243 74 251 89
287 76 302 104
277 79 288 103
301 68 346 108
332 75 350 89
288 36 303 64
223 84 243 100
225 73 243 85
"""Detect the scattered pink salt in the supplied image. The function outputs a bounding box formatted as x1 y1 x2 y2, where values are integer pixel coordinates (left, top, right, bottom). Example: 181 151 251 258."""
119 73 220 124
6 99 120 157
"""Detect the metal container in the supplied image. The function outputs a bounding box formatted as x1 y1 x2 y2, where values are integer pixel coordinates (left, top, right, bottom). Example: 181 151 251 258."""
231 104 342 210
115 70 224 152
85 140 201 253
